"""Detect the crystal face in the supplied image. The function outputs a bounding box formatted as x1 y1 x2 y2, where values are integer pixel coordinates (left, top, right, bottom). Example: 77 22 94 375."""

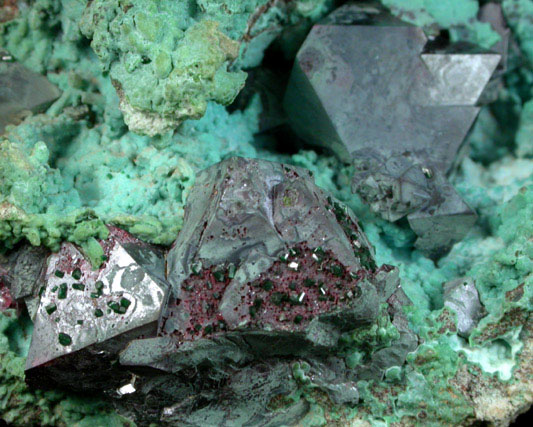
283 2 501 256
0 0 531 425
116 157 416 422
24 226 169 391
0 51 61 133
3 158 417 424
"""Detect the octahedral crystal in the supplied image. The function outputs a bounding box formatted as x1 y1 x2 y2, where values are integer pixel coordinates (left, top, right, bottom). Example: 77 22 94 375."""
0 51 61 134
116 157 416 423
24 226 169 391
283 1 502 256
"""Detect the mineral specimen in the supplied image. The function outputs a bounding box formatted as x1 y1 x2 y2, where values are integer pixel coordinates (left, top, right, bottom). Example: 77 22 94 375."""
283 1 501 256
0 0 532 425
0 263 14 311
78 0 332 136
24 226 169 391
0 51 61 134
0 244 49 319
443 277 484 337
155 157 406 355
116 157 416 422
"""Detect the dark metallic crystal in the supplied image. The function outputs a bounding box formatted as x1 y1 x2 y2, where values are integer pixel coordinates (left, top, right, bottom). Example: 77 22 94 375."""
24 226 169 391
443 277 484 337
116 157 416 421
283 1 501 256
0 51 61 134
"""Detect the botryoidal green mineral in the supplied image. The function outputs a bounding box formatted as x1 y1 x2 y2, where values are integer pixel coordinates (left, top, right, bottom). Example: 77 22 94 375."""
1 0 533 425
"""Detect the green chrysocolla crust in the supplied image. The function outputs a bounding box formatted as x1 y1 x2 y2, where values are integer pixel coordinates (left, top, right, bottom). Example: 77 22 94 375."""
79 0 247 136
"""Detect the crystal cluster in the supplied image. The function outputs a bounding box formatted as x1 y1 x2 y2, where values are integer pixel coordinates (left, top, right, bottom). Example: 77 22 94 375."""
1 1 525 425
283 1 502 256
24 227 169 391
2 157 418 424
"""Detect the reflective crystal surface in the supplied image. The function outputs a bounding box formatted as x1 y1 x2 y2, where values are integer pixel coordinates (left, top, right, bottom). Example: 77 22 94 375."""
25 226 169 391
283 1 501 256
0 52 61 134
443 277 484 337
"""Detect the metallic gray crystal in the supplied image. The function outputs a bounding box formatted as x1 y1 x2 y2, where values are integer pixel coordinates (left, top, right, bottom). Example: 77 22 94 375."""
284 1 500 256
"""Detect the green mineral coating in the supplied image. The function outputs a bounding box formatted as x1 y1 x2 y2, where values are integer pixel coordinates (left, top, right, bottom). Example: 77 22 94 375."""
57 333 72 346
107 301 123 314
330 264 344 277
77 0 250 135
119 297 131 309
304 278 315 288
271 292 287 306
191 262 202 275
227 263 236 279
503 0 533 66
79 237 105 268
57 283 67 299
262 280 274 291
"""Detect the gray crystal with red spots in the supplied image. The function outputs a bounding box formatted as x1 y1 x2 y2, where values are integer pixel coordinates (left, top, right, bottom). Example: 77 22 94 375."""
24 226 169 391
121 157 414 378
283 1 501 256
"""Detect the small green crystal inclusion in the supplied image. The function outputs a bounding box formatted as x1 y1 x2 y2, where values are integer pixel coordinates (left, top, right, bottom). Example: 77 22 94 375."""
58 333 72 346
45 303 57 315
58 283 68 299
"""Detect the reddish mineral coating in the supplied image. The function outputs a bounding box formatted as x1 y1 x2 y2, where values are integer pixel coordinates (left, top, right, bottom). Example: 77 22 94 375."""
0 0 18 23
0 270 14 311
51 226 142 279
163 200 391 344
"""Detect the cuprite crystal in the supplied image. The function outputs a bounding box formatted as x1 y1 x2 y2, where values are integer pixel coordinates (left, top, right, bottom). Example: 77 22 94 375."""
283 1 501 256
120 157 415 382
24 226 169 391
443 277 484 337
0 51 61 134
0 244 49 318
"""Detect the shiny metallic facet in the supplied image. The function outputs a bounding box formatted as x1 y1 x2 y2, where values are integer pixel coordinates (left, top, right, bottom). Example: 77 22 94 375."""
0 52 61 133
25 227 169 391
122 157 414 376
443 277 484 337
0 245 49 316
283 1 501 256
116 157 416 424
